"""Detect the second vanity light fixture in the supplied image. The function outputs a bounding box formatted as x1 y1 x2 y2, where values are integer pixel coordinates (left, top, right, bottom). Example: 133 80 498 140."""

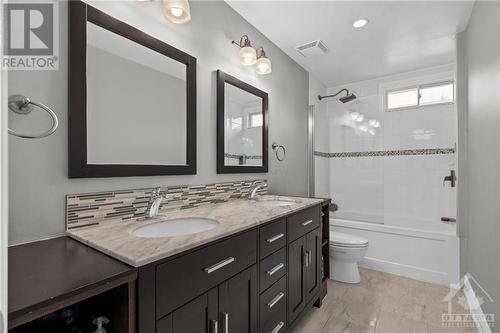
232 35 272 75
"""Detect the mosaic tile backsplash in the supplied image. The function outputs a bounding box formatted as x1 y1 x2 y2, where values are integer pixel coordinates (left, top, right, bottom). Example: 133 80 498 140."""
66 179 267 230
314 147 455 158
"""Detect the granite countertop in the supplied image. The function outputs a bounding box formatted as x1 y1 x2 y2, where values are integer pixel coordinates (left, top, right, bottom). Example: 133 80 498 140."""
68 195 326 267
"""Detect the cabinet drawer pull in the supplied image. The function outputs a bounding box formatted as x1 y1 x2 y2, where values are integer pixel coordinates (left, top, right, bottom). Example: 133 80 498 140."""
308 250 312 265
222 312 229 333
204 257 235 274
303 252 308 267
266 233 284 243
267 292 285 308
270 321 285 333
266 262 284 276
301 219 313 226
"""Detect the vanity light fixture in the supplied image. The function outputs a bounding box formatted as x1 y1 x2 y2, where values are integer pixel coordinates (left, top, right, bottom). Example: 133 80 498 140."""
232 35 257 66
163 0 191 24
353 18 368 29
255 47 272 75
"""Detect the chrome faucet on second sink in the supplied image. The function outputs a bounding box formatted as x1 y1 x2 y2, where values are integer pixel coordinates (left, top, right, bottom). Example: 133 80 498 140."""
247 181 265 199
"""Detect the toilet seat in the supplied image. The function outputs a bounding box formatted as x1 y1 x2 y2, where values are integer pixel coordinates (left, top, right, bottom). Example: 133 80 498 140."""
330 231 368 248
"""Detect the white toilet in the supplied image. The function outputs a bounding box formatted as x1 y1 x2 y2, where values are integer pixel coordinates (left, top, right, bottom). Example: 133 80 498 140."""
329 231 369 284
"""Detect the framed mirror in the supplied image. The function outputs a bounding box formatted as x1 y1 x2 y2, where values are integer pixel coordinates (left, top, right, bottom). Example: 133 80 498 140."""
69 1 196 178
217 70 268 174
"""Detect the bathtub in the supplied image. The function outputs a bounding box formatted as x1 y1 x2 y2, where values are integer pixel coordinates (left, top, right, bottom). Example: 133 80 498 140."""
330 214 460 286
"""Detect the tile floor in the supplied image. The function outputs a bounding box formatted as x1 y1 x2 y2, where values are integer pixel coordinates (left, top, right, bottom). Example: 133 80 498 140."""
291 268 477 333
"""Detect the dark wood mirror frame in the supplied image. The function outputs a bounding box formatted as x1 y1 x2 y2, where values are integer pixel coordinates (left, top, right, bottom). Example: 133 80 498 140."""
69 1 197 178
216 70 268 174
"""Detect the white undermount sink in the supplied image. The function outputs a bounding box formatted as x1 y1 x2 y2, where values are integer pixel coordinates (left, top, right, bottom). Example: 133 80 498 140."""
132 218 219 238
253 199 297 207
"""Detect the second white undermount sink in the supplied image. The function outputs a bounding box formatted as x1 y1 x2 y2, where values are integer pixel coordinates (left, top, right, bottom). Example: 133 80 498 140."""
132 218 219 238
253 199 297 207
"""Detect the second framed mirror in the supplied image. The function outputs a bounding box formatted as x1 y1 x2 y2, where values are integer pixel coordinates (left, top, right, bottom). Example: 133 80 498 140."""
217 70 268 174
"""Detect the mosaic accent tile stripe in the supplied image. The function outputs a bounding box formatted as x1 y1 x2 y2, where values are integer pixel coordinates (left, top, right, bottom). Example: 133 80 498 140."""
224 153 263 160
66 179 267 230
314 147 455 158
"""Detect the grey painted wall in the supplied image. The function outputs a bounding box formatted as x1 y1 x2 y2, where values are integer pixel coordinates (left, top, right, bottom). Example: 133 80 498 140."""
8 1 309 245
457 1 500 320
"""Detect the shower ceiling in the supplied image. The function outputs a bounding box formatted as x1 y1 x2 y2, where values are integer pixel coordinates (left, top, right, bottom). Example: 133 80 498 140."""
226 1 475 86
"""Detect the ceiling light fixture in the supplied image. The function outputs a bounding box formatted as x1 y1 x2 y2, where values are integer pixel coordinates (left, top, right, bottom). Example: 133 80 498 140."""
255 47 272 75
163 0 191 24
368 119 380 128
352 18 368 29
232 35 257 66
350 111 360 121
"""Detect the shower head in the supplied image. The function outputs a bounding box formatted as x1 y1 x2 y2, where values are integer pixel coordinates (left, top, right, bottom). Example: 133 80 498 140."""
339 93 357 103
318 88 357 103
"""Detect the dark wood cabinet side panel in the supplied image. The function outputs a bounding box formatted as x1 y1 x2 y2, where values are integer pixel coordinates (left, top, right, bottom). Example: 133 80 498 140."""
138 265 156 333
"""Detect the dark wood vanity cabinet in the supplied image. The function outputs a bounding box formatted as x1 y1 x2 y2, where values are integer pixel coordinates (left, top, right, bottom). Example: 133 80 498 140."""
138 204 326 333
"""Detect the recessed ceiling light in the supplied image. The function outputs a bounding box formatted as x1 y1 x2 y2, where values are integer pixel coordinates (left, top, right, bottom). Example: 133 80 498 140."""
353 19 368 29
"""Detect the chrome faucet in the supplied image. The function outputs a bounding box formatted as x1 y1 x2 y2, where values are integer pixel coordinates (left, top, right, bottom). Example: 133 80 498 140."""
146 187 170 219
247 181 264 199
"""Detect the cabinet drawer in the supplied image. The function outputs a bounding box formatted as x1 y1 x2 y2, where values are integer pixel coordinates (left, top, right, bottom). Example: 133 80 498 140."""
259 218 286 259
287 206 320 242
259 247 286 292
260 276 286 333
156 229 257 319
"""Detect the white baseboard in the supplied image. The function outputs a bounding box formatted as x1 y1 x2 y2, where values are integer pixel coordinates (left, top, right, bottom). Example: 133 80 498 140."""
359 256 448 285
463 275 492 333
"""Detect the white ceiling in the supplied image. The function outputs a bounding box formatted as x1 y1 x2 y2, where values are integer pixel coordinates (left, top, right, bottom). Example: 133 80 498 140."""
226 1 475 87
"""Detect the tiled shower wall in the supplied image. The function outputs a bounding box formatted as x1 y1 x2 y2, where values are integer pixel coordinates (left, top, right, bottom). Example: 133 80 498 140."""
66 179 267 230
316 65 458 226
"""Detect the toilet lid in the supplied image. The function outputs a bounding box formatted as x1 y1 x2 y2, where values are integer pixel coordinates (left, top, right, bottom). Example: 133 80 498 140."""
330 231 368 246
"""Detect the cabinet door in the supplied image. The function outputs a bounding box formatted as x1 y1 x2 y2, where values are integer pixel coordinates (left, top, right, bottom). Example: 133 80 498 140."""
157 288 218 333
218 265 258 333
287 236 306 325
305 229 321 303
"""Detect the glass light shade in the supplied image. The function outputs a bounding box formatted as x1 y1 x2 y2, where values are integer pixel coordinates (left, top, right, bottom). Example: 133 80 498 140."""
256 56 272 75
350 112 360 120
355 114 364 122
239 46 257 66
163 0 191 24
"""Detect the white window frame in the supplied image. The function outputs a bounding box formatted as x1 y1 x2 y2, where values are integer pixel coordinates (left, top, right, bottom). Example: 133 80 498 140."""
247 112 263 129
385 80 455 112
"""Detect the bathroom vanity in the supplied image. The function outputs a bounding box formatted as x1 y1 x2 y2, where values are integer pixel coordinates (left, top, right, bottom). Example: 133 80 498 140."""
67 196 331 333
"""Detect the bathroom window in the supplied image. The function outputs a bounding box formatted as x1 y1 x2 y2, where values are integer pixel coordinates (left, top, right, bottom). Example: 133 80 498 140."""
386 81 454 111
247 112 263 128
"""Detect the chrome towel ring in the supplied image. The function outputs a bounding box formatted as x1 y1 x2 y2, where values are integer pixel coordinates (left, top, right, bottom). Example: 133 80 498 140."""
272 142 286 162
8 94 59 139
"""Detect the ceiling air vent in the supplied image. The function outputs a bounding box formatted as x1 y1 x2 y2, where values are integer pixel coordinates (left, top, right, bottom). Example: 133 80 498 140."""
296 40 329 57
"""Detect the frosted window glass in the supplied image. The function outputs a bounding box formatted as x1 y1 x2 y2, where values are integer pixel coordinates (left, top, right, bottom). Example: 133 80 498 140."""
420 83 454 106
387 88 419 110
